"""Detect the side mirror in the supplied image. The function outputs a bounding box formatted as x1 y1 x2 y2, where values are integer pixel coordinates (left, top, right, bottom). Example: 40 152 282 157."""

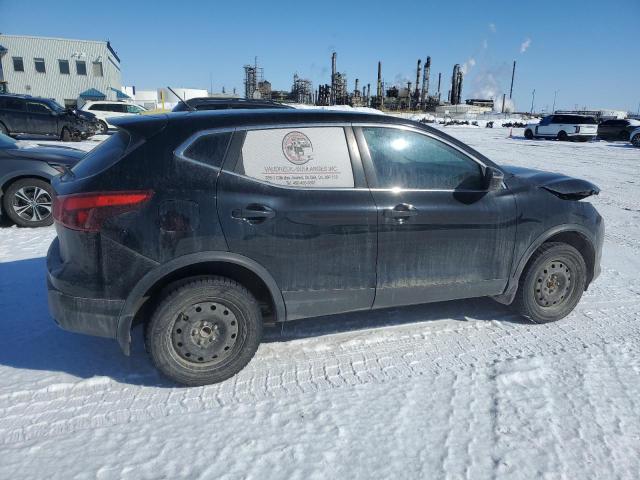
484 166 504 191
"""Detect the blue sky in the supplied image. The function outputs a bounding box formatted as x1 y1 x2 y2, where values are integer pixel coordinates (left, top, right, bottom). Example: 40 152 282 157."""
1 0 638 112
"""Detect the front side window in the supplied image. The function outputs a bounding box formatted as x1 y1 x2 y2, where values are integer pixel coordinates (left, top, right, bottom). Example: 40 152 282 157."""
92 61 103 77
182 132 232 168
34 58 46 73
126 104 143 114
12 57 24 72
27 102 52 114
239 127 355 188
59 59 70 75
362 127 483 190
76 60 87 75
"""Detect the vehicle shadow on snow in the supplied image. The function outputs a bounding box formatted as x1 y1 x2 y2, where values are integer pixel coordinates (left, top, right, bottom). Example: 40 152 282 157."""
0 256 527 387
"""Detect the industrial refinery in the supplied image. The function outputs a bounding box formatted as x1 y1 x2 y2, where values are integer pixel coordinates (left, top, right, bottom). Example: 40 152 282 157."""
241 51 518 113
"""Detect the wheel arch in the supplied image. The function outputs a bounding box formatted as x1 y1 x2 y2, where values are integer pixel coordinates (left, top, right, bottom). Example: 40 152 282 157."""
494 225 597 305
116 251 287 355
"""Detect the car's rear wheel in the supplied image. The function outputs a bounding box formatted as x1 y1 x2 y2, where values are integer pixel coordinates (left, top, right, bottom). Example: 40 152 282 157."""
2 178 54 227
145 276 263 386
632 134 640 148
60 127 71 142
557 131 568 141
513 242 586 323
524 129 533 139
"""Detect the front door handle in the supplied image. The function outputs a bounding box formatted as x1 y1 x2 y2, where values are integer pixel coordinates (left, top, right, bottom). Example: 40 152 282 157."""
384 203 418 219
232 204 276 222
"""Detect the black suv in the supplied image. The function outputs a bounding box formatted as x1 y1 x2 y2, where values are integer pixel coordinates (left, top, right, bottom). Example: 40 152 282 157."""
172 97 293 112
0 94 90 141
47 110 603 385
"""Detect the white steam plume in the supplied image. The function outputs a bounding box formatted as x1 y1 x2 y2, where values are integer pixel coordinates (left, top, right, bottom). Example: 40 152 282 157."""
520 38 531 54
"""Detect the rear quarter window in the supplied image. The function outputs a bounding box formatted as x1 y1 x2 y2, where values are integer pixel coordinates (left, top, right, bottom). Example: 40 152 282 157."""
180 132 232 168
71 130 130 179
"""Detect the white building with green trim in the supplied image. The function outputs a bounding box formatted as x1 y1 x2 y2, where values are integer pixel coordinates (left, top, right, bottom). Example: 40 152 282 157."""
0 34 124 108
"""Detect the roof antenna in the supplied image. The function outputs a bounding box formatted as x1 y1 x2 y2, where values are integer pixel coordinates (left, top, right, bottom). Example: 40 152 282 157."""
166 86 195 111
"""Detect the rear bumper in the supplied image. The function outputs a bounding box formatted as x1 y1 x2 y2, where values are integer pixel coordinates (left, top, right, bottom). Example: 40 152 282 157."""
47 278 123 338
47 238 124 340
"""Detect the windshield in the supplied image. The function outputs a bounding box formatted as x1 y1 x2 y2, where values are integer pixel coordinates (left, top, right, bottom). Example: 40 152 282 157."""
0 132 18 149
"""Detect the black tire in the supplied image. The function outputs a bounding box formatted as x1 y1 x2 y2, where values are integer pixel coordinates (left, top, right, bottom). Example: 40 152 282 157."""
145 276 263 386
632 134 640 148
0 122 8 136
557 131 568 141
524 129 533 139
2 178 54 227
97 120 108 134
60 127 72 142
512 242 587 323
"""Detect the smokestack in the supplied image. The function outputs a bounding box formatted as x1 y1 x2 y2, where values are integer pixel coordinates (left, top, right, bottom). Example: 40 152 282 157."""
501 93 506 113
509 60 516 99
437 72 441 98
332 52 337 77
415 59 421 101
355 78 360 94
331 52 337 105
421 56 431 105
376 61 383 107
451 64 460 104
456 70 463 104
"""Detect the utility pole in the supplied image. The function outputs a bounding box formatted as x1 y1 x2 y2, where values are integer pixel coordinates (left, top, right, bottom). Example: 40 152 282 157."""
530 89 536 114
552 90 559 113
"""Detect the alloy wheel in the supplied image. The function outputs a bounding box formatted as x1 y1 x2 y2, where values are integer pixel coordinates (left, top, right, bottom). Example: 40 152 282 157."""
12 186 52 223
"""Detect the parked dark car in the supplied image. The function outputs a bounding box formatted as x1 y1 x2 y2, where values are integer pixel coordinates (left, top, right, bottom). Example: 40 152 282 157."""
597 118 640 141
47 110 604 385
72 109 100 138
0 94 91 141
172 97 293 112
0 132 84 227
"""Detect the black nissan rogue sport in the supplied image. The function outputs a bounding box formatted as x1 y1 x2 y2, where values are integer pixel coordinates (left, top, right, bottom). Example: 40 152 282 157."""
47 110 603 385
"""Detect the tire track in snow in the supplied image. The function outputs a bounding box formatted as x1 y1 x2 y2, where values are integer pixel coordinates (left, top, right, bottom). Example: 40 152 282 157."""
2 295 640 446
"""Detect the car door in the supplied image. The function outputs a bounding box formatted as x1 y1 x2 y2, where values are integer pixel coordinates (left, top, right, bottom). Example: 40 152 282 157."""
355 125 517 308
535 115 554 136
2 98 29 133
598 120 615 139
26 102 57 135
217 125 378 320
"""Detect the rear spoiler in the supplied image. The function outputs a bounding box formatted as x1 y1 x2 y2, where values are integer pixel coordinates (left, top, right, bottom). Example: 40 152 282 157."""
109 114 168 138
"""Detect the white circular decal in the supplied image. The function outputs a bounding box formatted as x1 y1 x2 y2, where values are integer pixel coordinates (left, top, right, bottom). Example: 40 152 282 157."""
282 131 314 165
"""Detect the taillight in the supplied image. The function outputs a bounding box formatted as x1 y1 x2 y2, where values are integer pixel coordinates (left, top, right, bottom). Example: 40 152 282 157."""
53 191 153 232
575 126 580 133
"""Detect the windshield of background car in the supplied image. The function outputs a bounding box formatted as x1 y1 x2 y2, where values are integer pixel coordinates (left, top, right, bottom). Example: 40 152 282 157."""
71 130 130 178
0 133 18 149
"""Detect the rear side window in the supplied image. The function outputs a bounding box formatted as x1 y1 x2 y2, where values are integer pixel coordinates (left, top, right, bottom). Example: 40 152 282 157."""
181 132 232 168
0 98 25 111
72 130 130 178
238 127 354 188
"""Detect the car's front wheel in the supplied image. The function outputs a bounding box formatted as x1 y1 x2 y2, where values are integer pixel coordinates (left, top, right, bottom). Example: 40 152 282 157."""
146 276 263 386
524 129 533 139
2 178 54 227
632 134 640 148
513 242 586 323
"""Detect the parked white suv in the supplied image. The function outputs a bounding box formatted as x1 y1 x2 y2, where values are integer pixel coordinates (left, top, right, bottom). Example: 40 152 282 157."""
524 114 598 142
630 127 640 147
80 101 147 133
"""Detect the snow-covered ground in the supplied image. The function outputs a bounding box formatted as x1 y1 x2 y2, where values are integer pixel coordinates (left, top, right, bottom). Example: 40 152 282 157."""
1 129 640 479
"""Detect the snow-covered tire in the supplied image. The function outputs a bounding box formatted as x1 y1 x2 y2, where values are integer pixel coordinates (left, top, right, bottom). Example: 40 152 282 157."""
512 242 586 324
145 276 263 386
524 129 533 139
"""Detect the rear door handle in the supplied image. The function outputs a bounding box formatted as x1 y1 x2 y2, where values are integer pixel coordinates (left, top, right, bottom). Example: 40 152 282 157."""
383 203 418 219
232 204 276 222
